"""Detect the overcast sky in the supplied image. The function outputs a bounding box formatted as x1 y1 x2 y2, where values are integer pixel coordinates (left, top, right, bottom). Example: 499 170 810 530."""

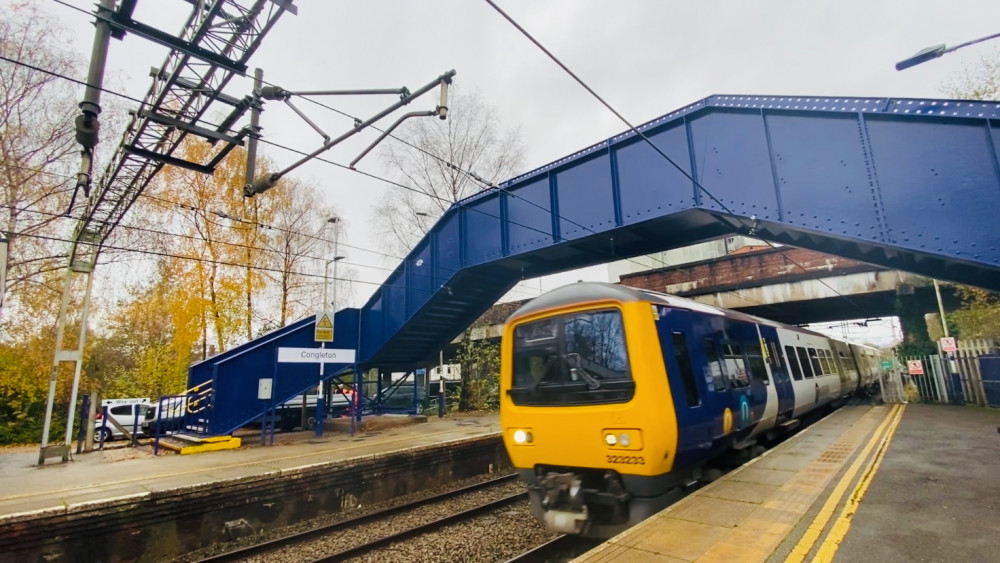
37 0 1000 318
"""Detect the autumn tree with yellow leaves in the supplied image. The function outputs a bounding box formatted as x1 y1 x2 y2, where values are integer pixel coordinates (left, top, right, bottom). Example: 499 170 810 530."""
0 4 346 443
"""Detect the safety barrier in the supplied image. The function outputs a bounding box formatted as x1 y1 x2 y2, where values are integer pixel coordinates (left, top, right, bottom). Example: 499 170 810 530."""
899 339 996 406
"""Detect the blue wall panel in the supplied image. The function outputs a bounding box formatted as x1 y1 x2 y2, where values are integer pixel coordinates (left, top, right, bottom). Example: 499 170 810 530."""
463 194 503 266
434 212 462 286
197 309 360 434
408 240 433 317
766 112 882 241
689 111 779 219
383 270 405 342
361 294 383 359
507 176 554 255
866 116 1000 261
615 122 695 225
556 152 616 240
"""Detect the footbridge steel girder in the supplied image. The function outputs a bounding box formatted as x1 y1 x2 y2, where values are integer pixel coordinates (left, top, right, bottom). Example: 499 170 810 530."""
361 94 1000 368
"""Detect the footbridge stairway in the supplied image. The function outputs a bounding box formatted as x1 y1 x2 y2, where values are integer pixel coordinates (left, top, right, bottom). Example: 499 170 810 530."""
194 94 1000 436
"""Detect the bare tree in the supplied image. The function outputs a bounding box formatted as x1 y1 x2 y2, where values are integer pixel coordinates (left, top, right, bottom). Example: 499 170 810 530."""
943 47 1000 100
372 88 525 256
0 2 81 325
262 179 345 327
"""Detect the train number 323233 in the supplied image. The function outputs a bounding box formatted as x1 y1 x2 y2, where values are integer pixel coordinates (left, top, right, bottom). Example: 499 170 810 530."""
606 454 645 465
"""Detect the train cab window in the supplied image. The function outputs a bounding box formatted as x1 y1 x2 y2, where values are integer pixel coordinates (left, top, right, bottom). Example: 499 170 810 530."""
704 340 727 391
796 347 815 378
509 309 635 406
671 332 700 407
808 348 823 375
723 343 750 388
785 345 804 380
745 341 770 384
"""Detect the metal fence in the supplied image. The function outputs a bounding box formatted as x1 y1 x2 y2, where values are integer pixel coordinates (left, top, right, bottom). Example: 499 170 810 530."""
894 339 997 406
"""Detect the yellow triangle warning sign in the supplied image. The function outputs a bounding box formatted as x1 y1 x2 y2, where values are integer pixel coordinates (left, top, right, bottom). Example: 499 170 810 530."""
317 314 333 329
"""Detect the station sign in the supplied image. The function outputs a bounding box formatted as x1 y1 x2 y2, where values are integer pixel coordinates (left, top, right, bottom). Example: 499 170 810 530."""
278 347 356 364
940 337 957 353
315 311 334 342
881 360 893 370
907 360 924 375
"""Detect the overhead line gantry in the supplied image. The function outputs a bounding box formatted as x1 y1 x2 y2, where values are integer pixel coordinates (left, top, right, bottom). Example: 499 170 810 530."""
40 0 296 465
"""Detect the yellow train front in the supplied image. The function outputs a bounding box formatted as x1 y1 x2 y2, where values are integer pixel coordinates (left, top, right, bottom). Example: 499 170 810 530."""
502 282 777 538
499 282 685 538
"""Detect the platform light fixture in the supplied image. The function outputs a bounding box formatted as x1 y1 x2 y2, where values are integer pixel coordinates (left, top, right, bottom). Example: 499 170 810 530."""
896 31 1000 70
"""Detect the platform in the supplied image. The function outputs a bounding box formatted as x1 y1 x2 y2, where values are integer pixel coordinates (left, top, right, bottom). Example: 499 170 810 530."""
0 414 500 518
576 404 1000 562
0 414 503 561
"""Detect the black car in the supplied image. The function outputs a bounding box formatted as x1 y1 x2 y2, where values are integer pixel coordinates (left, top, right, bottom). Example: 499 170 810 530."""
376 384 428 414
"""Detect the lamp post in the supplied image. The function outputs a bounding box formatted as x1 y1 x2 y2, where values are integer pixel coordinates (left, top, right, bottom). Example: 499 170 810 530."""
896 31 1000 70
317 217 343 436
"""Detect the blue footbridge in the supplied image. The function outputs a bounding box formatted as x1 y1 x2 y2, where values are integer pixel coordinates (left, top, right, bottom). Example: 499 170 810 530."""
181 94 1000 438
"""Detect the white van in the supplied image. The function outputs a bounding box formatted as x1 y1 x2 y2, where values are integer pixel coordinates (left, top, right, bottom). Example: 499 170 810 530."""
95 398 150 442
142 397 189 434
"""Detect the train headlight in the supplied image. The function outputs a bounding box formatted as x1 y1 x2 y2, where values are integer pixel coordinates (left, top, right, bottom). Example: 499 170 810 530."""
603 428 642 450
512 429 533 445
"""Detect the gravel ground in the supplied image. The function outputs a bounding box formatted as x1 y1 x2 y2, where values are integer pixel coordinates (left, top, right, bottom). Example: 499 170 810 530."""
247 480 554 562
175 473 554 563
341 494 555 562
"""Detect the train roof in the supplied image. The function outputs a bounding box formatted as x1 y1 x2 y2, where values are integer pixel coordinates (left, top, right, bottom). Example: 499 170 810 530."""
508 282 875 349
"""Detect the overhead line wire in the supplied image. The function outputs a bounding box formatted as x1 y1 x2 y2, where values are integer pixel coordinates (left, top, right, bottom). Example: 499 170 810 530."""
34 4 733 288
482 0 867 316
21 7 786 309
1 50 775 309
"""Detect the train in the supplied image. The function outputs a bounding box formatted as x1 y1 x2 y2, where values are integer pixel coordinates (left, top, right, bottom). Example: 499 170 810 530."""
499 282 882 538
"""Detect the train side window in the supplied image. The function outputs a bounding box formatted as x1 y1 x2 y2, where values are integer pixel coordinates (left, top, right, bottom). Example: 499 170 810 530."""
704 340 727 391
785 345 804 380
746 341 770 384
723 343 750 388
839 350 852 371
768 341 783 368
818 350 831 374
808 348 823 375
671 332 701 407
824 350 840 374
796 347 815 378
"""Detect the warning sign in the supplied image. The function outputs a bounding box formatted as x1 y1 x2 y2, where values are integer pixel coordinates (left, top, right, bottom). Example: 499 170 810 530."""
314 311 334 342
940 337 957 353
907 360 924 375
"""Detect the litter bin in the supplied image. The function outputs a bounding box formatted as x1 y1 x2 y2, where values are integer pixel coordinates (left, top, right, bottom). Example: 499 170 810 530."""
979 355 1000 408
949 372 965 405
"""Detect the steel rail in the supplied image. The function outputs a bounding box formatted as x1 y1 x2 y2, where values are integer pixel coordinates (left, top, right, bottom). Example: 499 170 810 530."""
196 473 519 563
505 534 602 563
311 490 529 562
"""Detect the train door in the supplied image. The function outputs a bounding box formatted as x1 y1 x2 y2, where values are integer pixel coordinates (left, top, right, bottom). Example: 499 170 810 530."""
756 325 795 424
778 328 817 418
721 321 767 438
654 308 717 463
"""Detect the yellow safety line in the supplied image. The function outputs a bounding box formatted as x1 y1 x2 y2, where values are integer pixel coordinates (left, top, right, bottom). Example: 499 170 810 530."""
784 404 901 563
0 427 492 503
812 404 906 562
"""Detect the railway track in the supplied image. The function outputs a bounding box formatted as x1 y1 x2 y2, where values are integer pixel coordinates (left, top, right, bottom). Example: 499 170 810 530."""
195 474 531 562
506 534 602 562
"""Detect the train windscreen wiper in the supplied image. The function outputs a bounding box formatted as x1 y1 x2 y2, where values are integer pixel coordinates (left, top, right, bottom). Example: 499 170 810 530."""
564 353 601 390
